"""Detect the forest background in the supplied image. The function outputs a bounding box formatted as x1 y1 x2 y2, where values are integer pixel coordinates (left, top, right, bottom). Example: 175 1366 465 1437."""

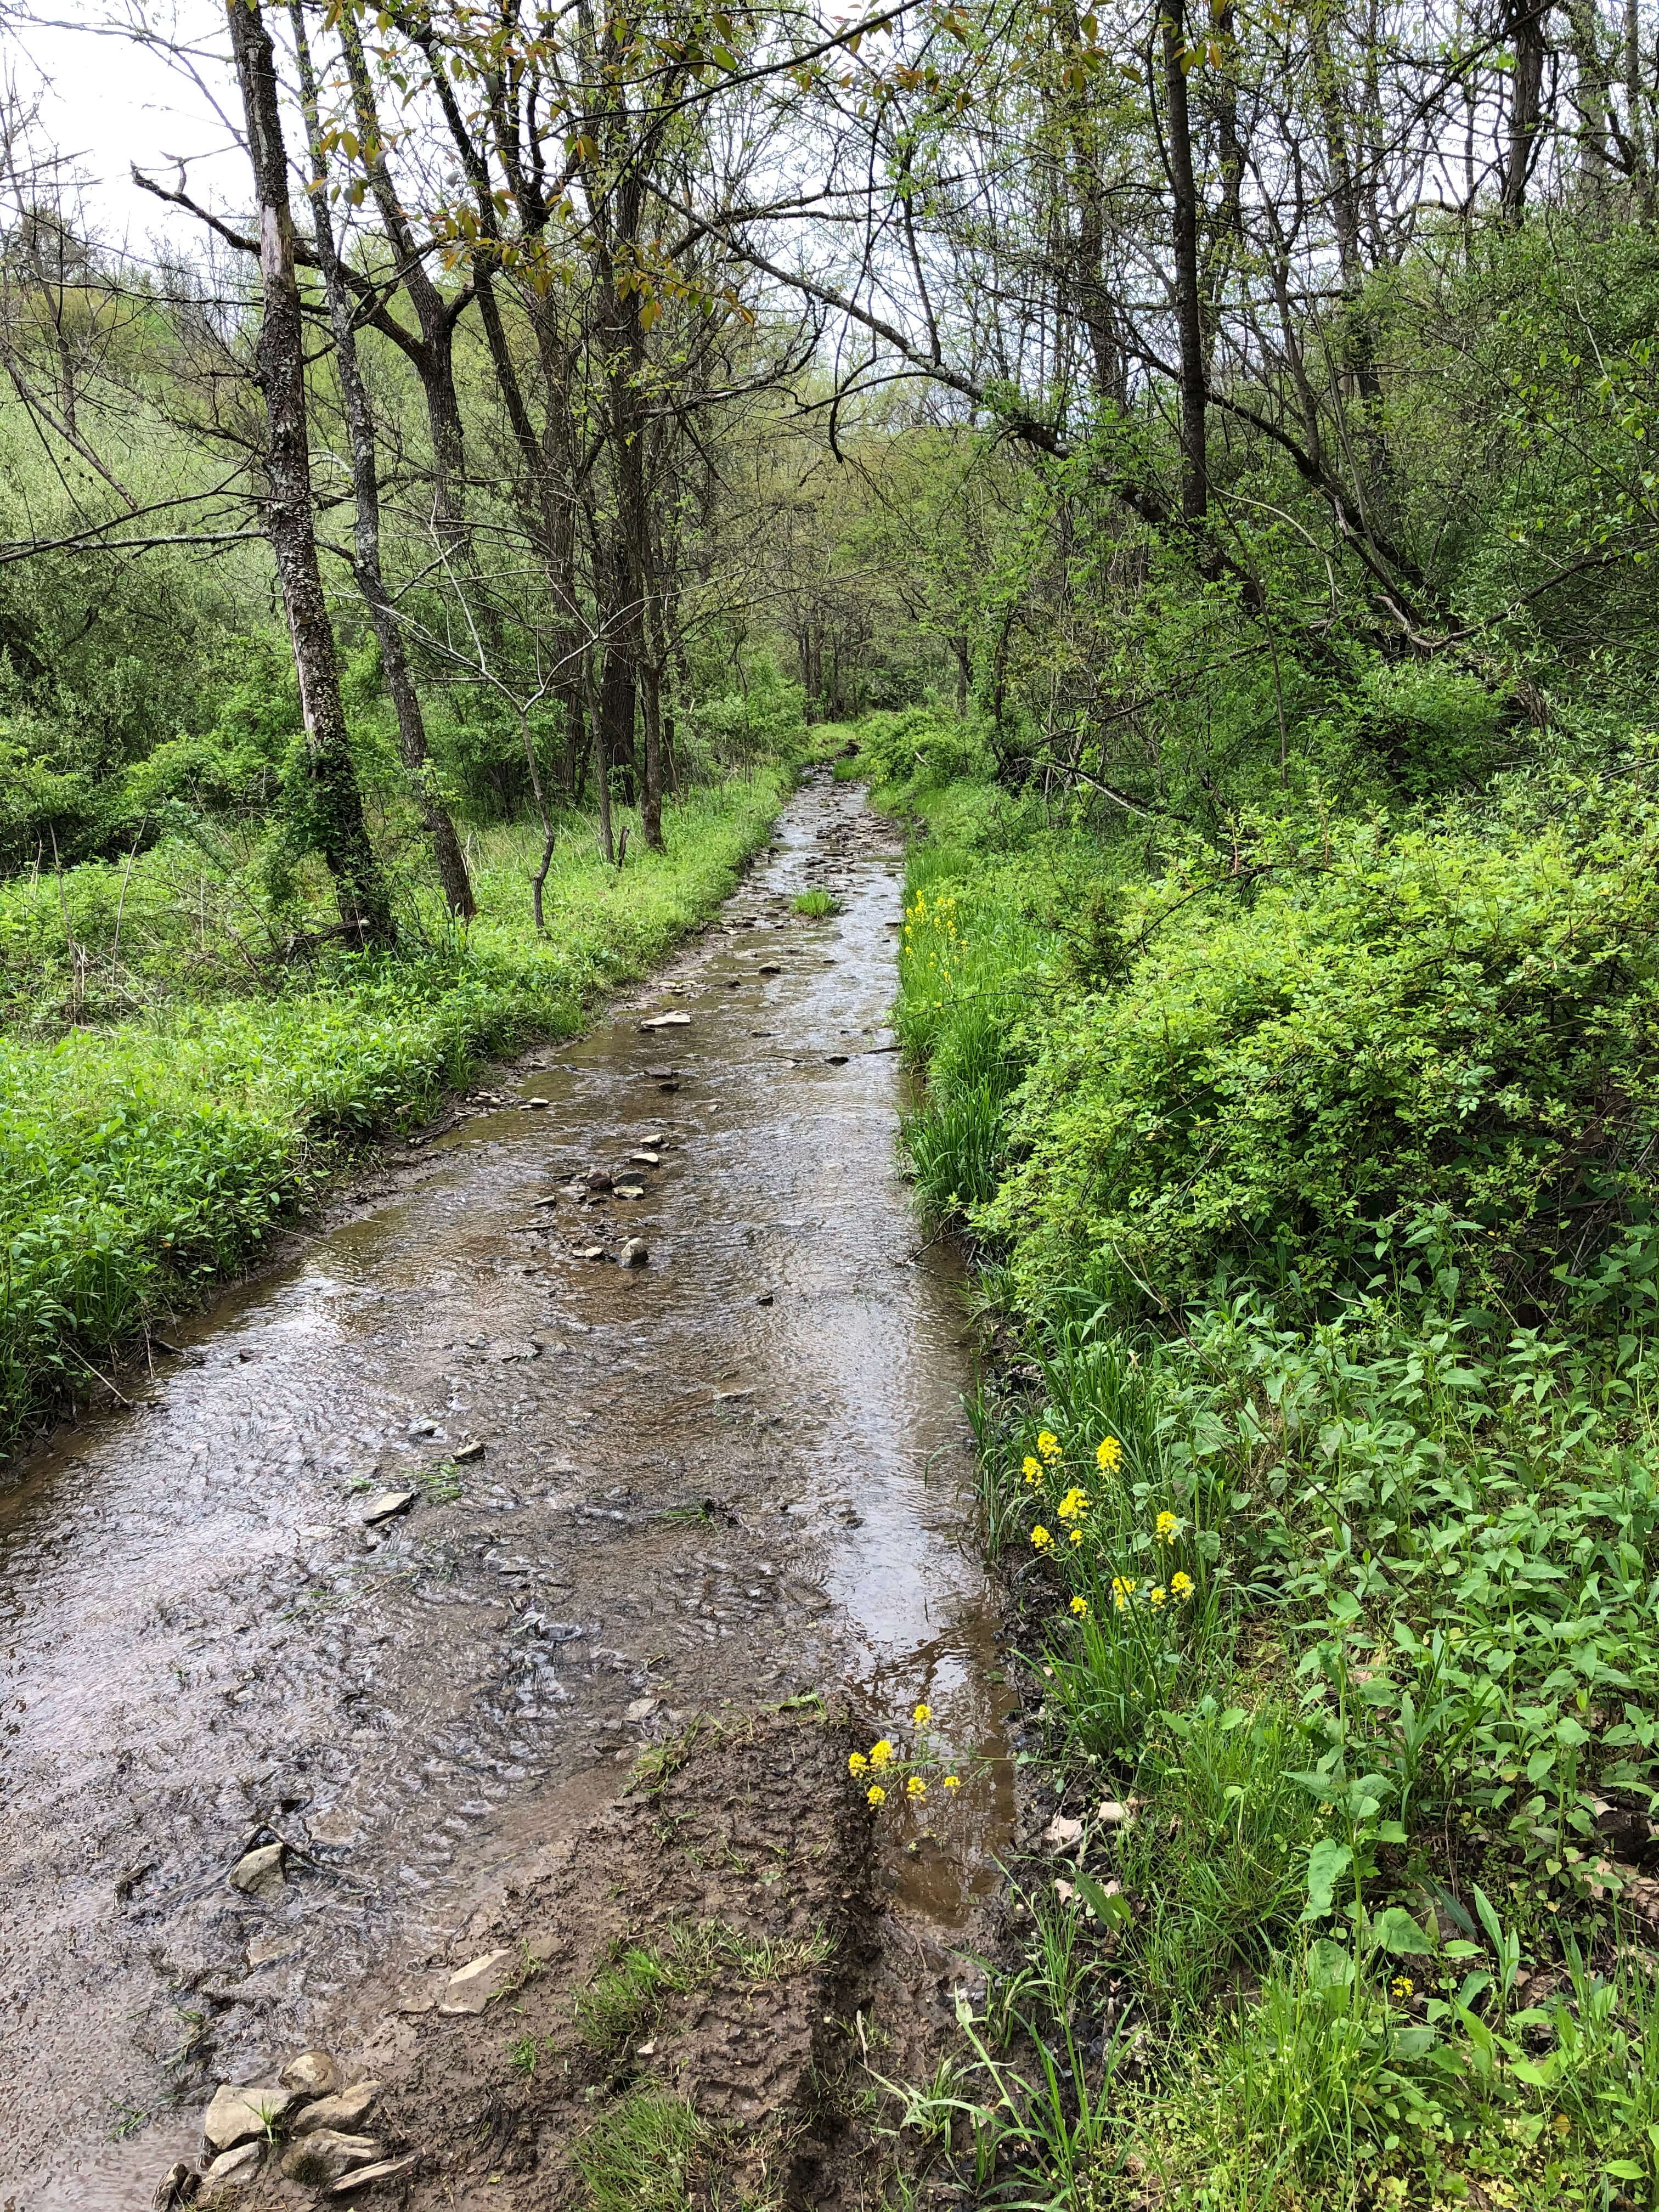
5 0 1659 2199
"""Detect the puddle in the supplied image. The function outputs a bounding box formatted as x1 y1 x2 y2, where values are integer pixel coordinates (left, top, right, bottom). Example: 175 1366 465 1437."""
0 776 1012 2208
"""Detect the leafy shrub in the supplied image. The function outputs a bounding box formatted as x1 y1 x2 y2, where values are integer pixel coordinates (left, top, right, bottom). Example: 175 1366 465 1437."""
981 776 1659 1318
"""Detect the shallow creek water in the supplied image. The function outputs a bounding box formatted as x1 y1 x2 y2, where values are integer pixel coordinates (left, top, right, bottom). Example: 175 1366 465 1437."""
0 777 1012 2208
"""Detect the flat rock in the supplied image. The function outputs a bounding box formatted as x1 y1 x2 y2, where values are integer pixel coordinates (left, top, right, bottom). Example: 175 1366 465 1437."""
438 1947 517 2014
245 1932 300 1969
204 2081 296 2151
627 1150 661 1166
625 1696 659 1722
640 1011 692 1028
453 1439 485 1461
359 1490 416 1526
280 2130 383 2182
292 2081 381 2137
329 2155 420 2196
577 1245 606 1261
280 2050 341 2098
619 1239 649 1267
585 1168 614 1190
613 1184 646 1200
202 2142 263 2186
482 1339 539 1362
228 1843 286 1899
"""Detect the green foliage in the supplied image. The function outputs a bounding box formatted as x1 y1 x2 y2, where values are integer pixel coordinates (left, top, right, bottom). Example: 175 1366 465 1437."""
0 775 782 1449
571 2094 710 2212
866 696 1659 2208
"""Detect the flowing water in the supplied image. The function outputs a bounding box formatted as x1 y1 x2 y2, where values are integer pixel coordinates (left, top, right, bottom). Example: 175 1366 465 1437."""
0 776 1011 2208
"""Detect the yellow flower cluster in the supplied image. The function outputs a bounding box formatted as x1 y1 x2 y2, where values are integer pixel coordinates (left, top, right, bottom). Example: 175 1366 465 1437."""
1096 1436 1122 1472
853 1703 965 1814
1031 1525 1052 1549
1036 1430 1062 1463
1155 1510 1180 1545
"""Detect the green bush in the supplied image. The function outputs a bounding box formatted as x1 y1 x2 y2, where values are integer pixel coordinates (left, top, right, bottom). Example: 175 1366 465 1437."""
981 776 1659 1318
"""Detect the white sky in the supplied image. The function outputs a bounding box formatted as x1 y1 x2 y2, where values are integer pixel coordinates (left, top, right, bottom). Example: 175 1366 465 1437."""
11 2 245 260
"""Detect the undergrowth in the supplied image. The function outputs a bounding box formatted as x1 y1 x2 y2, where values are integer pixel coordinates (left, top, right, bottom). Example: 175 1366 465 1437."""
849 706 1659 2211
0 775 783 1451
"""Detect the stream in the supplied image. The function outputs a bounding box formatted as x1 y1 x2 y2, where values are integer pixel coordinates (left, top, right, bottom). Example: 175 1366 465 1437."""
0 775 1011 2209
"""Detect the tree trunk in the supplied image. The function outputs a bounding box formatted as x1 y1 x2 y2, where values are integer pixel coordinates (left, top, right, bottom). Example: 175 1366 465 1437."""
289 2 474 922
1502 0 1550 222
225 0 392 947
1161 0 1208 529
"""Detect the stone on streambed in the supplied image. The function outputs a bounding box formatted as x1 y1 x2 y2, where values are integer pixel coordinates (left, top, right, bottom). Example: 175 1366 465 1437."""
359 1489 416 1526
280 2130 384 2182
203 2080 296 2151
619 1238 649 1267
291 2080 381 2136
280 2049 342 2098
152 2160 200 2208
613 1184 646 1200
228 1843 286 1899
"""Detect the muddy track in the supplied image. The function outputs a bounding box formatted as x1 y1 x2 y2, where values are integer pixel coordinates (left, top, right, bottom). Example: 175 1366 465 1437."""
0 777 1011 2209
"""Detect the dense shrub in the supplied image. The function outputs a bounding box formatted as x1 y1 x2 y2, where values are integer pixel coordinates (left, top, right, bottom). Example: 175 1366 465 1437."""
980 777 1659 1317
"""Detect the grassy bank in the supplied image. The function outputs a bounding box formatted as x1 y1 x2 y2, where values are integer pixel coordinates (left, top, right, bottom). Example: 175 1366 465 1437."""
0 775 785 1454
843 708 1659 2210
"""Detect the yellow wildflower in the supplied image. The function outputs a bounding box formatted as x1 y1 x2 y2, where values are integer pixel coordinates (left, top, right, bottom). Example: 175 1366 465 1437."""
1031 1525 1052 1550
1022 1455 1041 1484
1096 1436 1122 1473
1171 1571 1195 1601
1155 1511 1178 1545
913 1702 932 1726
1070 1595 1088 1617
1149 1585 1167 1608
1390 1975 1414 2000
1069 1528 1084 1545
1036 1430 1061 1463
943 1774 961 1790
1056 1487 1090 1522
1111 1576 1136 1611
869 1739 894 1768
907 1775 927 1799
867 1785 886 1807
849 1752 868 1775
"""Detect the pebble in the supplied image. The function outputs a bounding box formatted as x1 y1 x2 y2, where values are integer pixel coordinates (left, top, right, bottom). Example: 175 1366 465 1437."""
453 1439 486 1461
229 1843 286 1899
359 1490 416 1526
625 1696 659 1722
619 1239 649 1267
640 1011 692 1028
627 1150 661 1166
613 1184 646 1200
204 2081 296 2151
585 1169 614 1191
280 2050 342 2098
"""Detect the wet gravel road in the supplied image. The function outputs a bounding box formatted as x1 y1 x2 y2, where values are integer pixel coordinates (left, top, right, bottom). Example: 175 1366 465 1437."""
0 777 1009 2209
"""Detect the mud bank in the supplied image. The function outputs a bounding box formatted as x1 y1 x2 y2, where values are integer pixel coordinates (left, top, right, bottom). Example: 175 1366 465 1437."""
0 778 1010 2209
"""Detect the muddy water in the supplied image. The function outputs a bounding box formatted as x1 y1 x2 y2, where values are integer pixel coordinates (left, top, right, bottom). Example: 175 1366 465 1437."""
0 777 1011 2209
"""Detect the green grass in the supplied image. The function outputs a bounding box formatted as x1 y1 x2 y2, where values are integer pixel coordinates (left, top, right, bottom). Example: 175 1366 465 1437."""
0 775 784 1450
575 1917 833 2052
571 2093 711 2212
852 711 1659 2210
792 887 837 916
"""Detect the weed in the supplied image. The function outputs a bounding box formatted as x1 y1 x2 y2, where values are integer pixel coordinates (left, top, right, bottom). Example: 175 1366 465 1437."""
793 887 837 916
